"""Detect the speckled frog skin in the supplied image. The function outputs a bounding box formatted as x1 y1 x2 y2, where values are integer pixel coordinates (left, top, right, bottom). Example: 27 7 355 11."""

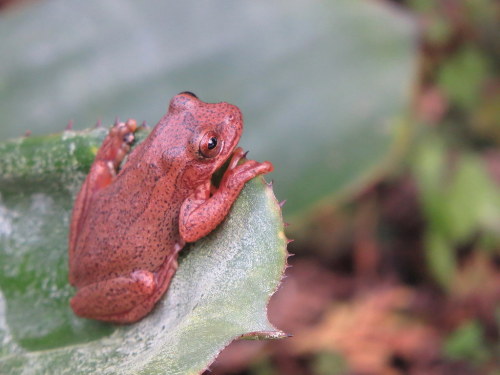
68 92 273 323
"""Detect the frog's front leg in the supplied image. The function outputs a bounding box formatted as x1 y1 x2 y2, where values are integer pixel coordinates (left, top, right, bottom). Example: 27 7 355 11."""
179 147 273 242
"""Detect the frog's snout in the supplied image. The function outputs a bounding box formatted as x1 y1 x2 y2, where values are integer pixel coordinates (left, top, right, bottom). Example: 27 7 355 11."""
226 105 243 128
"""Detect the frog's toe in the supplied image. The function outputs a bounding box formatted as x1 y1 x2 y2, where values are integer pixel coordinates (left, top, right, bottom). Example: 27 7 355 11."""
123 132 134 145
221 160 272 191
110 119 137 139
99 119 138 166
227 147 246 169
235 160 274 178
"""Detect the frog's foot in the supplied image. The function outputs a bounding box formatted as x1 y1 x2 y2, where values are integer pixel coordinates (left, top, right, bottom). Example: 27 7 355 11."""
222 148 274 190
70 270 155 321
82 119 138 192
97 119 138 170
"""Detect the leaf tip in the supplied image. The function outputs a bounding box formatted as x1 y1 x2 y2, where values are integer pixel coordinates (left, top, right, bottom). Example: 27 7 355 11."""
239 330 290 340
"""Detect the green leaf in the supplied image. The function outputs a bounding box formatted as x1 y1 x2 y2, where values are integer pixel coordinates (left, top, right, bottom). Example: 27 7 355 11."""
446 154 500 242
0 0 417 219
312 351 347 375
414 134 500 287
438 46 489 110
424 232 456 290
0 129 288 374
443 320 490 364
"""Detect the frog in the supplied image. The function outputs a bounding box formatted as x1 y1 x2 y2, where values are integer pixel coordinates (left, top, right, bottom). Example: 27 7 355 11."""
68 92 273 323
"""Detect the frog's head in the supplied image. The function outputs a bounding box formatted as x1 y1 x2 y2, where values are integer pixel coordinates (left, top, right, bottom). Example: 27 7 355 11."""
163 91 244 182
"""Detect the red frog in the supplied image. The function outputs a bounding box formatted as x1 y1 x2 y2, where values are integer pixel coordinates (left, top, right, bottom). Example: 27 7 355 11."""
68 92 273 323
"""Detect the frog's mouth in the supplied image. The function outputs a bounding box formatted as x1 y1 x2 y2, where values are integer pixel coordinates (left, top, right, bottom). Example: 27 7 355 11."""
210 150 234 187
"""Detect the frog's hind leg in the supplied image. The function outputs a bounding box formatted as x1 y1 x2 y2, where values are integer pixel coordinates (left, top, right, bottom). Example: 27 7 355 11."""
69 119 137 271
70 269 155 321
101 257 179 323
71 257 178 323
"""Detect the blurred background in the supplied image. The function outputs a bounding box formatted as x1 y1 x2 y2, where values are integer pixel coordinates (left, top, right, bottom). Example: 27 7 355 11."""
0 0 498 374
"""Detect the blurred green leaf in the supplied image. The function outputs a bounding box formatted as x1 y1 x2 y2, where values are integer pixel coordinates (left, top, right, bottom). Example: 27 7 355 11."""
408 0 437 12
415 137 500 242
312 351 347 375
424 232 456 289
0 0 417 219
0 129 288 374
414 133 500 287
443 320 490 364
446 154 500 240
426 14 453 45
438 46 489 110
413 136 451 237
249 359 278 375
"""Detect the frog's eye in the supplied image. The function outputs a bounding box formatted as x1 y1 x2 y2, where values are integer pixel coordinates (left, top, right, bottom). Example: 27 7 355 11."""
199 131 223 158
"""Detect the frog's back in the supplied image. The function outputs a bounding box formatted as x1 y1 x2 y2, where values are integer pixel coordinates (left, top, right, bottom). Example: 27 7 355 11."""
69 162 182 286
